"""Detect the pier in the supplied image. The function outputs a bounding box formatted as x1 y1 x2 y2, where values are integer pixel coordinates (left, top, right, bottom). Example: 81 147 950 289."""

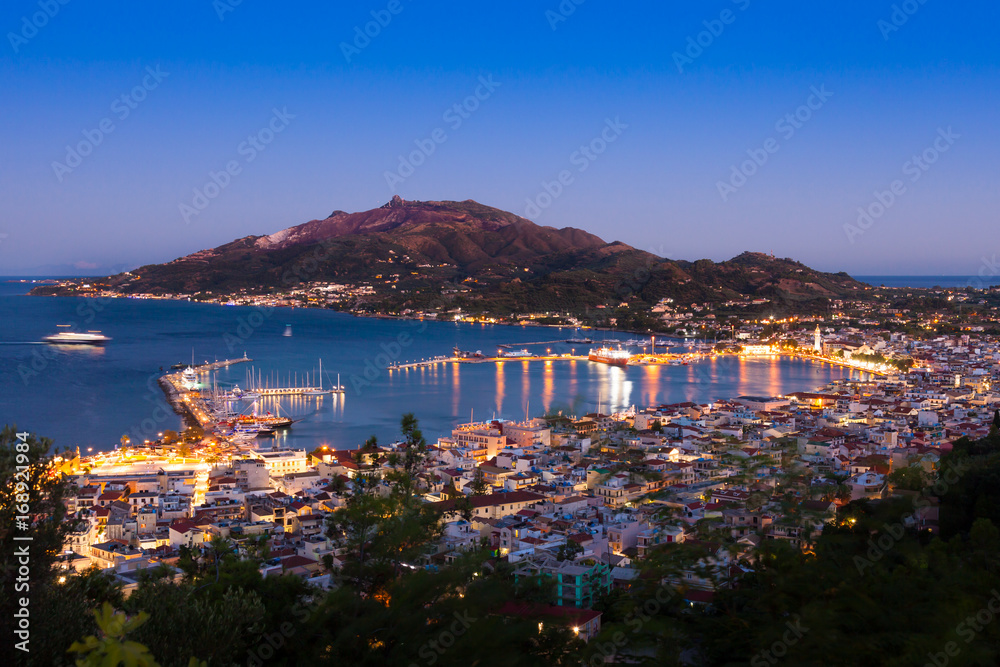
197 355 253 372
219 385 345 398
158 356 254 429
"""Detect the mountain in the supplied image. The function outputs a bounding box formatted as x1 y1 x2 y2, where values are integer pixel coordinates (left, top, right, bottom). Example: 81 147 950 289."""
30 197 869 318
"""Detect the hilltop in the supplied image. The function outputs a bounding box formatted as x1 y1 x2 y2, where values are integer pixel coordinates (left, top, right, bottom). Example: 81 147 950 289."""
30 197 869 319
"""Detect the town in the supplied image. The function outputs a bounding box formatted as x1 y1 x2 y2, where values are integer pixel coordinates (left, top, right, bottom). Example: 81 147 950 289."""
43 317 998 653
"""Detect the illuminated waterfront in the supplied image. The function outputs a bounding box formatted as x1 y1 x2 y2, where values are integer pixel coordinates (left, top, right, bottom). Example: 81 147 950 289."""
0 284 868 451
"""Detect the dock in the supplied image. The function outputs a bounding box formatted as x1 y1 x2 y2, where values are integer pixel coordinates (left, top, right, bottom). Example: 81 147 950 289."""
218 385 345 398
197 356 253 371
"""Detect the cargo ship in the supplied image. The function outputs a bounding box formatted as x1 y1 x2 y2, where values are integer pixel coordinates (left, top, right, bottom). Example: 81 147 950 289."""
588 346 631 366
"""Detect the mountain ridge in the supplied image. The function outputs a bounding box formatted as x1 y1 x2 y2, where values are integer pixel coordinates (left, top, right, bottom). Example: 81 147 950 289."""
30 197 870 319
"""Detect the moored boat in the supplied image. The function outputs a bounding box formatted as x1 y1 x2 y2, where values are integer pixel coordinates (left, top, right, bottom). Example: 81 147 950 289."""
588 346 631 366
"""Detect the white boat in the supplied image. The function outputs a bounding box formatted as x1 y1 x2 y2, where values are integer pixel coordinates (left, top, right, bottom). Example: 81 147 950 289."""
43 328 111 345
502 349 533 358
283 324 292 337
181 367 199 390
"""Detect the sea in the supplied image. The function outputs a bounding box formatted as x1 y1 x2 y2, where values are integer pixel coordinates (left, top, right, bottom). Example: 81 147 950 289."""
853 275 1000 289
0 277 884 453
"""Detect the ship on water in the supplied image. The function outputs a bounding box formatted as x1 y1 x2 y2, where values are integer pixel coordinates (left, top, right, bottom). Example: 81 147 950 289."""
43 326 111 345
181 366 199 390
588 346 631 366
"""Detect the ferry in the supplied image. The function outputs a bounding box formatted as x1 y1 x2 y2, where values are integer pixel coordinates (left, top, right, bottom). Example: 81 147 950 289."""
588 346 631 366
43 328 111 345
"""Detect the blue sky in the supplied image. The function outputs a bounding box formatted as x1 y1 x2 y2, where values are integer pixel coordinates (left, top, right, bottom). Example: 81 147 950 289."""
1 1 997 276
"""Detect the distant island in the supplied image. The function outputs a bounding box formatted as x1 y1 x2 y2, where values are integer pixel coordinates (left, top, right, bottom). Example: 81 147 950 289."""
31 196 873 328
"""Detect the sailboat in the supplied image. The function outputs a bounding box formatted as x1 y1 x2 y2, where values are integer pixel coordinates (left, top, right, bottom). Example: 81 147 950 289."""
303 359 331 395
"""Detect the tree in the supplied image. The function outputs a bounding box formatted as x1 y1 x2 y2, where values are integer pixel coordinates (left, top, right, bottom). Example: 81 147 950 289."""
555 540 584 562
124 581 263 666
327 419 442 596
470 466 489 496
887 465 927 492
0 427 71 664
68 603 161 667
385 413 429 499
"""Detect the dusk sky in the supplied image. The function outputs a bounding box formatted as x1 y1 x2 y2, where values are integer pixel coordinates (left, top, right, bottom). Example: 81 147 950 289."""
2 1 997 276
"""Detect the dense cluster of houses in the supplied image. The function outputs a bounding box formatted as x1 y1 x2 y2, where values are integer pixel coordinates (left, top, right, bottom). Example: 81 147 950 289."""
57 331 1000 639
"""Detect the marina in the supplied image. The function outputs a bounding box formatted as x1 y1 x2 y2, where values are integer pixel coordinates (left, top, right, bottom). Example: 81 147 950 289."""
0 293 872 452
157 355 347 446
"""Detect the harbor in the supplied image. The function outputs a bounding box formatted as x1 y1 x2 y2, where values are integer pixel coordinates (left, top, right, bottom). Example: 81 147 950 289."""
158 355 347 447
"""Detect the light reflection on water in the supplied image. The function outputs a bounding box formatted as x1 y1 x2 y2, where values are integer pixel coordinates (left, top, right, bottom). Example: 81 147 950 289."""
0 292 869 451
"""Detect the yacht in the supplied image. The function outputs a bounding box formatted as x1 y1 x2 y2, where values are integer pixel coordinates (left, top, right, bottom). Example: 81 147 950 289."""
43 328 111 345
501 349 533 358
181 367 199 390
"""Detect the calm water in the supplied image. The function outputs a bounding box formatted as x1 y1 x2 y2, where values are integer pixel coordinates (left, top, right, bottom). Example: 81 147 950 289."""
855 275 1000 289
0 279 867 452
